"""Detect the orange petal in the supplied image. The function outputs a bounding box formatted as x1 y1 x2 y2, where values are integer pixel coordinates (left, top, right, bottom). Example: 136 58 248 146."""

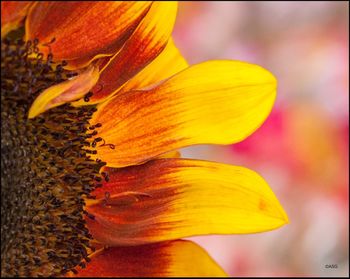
85 2 178 104
25 2 152 68
69 240 227 277
90 60 276 167
1 1 33 37
28 64 99 119
85 159 288 246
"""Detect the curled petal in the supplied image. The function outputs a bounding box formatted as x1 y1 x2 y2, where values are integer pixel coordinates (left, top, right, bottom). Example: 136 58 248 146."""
1 1 33 37
86 2 178 103
86 159 288 246
91 60 277 167
28 64 99 119
69 240 227 277
25 1 152 68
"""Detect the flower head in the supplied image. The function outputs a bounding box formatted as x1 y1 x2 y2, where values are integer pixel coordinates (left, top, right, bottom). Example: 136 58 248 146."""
1 1 288 277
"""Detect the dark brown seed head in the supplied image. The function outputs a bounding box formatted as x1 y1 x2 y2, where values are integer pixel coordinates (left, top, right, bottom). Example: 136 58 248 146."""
1 30 105 277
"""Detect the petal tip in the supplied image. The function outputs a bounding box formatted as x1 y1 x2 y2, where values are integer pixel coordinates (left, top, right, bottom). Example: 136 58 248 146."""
271 200 289 228
280 207 290 225
27 106 39 119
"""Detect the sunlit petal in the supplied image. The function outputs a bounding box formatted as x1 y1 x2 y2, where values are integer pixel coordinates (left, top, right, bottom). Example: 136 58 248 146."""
86 159 288 246
91 60 277 167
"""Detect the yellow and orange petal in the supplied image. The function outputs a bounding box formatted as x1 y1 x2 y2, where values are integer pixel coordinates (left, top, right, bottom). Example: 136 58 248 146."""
69 240 227 277
72 38 188 108
85 2 179 104
1 1 32 37
25 1 152 68
117 38 189 95
85 159 288 246
28 64 100 119
90 60 277 167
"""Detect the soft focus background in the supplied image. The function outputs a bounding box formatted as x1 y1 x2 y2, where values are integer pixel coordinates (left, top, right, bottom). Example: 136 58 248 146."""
173 1 349 277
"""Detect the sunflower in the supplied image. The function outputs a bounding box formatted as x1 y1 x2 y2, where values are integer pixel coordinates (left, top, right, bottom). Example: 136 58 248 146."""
1 1 288 277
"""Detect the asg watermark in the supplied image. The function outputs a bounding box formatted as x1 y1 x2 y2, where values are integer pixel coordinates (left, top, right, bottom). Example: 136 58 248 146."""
324 264 338 269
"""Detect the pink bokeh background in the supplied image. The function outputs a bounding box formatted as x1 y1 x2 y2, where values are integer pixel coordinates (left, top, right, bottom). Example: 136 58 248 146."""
172 1 349 276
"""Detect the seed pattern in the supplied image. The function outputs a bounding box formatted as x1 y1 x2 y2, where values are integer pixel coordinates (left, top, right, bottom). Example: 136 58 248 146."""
1 31 106 277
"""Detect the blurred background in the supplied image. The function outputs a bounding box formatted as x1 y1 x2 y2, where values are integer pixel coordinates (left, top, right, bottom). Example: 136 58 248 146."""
172 1 349 277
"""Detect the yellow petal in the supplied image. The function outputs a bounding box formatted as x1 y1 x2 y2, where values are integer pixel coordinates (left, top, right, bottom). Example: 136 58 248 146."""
69 240 227 277
86 159 288 246
25 2 152 68
28 65 99 119
91 60 277 167
84 2 178 104
1 1 33 37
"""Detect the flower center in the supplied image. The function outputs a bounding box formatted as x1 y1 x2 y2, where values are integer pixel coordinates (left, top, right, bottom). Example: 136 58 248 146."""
1 31 105 277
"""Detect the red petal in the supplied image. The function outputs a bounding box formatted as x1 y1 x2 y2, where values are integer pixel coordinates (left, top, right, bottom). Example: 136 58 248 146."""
25 2 152 67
